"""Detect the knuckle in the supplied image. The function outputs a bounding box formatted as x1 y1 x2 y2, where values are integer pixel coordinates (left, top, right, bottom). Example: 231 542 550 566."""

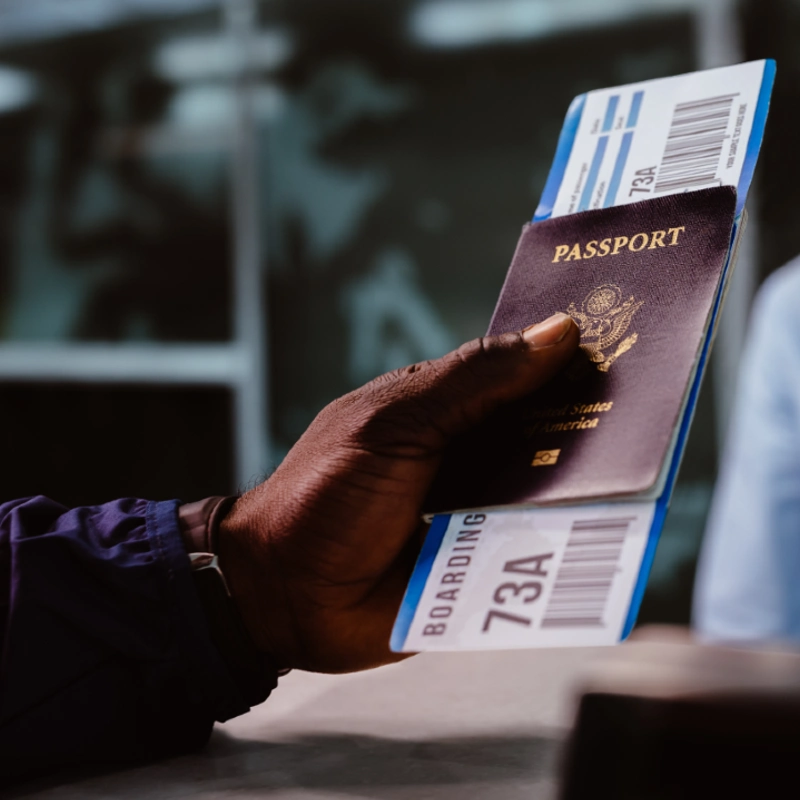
312 390 364 436
454 336 486 366
451 333 519 382
355 373 443 449
440 338 484 387
317 380 402 443
318 391 358 421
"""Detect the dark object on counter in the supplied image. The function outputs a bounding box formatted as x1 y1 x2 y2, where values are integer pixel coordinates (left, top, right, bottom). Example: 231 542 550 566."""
559 639 800 799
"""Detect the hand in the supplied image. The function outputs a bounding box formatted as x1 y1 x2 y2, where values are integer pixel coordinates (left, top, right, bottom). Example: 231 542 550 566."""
219 313 579 673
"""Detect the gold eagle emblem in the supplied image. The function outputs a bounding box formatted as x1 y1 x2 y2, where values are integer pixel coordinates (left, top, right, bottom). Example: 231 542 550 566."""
566 284 643 372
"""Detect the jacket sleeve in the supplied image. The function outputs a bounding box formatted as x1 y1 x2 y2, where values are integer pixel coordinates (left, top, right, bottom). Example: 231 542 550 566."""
0 496 266 781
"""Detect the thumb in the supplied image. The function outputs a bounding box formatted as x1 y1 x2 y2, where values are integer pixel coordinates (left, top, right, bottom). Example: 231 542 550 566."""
373 312 580 449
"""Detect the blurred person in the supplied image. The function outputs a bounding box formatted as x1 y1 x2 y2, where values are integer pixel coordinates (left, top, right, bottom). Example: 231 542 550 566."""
0 313 579 782
694 259 800 642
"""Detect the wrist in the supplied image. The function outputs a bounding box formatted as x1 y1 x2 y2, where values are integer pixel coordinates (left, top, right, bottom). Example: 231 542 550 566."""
178 496 287 704
216 494 294 672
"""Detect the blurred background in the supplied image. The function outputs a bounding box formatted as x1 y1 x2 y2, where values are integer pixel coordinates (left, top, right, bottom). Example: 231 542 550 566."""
0 0 793 625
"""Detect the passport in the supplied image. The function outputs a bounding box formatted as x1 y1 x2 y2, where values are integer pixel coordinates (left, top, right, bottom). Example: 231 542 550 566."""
430 186 737 511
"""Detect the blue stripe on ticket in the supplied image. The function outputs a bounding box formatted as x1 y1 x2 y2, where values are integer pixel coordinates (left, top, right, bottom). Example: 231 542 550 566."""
737 59 775 216
602 95 619 132
604 130 634 208
534 94 586 222
626 90 644 128
578 135 608 211
391 514 452 651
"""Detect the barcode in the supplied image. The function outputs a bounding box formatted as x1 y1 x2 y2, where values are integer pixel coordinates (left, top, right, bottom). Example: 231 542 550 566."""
654 94 736 193
540 517 633 628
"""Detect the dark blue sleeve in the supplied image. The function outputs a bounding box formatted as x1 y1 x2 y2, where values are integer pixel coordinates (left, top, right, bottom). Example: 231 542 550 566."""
0 496 259 781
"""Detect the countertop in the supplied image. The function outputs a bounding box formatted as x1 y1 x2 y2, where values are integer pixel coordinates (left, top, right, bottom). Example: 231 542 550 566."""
7 647 606 800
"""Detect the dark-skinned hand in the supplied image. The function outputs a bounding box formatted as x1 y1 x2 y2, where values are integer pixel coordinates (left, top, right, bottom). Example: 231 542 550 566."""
218 312 579 674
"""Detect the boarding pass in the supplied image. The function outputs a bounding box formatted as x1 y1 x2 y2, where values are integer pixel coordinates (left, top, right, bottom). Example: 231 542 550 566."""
391 60 774 653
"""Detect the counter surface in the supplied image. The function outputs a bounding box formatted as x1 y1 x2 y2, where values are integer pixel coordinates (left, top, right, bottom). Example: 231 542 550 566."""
8 648 606 800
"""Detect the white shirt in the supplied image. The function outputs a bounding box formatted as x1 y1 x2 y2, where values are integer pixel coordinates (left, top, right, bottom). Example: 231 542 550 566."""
694 258 800 642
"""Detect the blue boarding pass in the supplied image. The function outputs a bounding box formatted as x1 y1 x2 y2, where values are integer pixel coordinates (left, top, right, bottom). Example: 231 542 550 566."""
391 60 775 653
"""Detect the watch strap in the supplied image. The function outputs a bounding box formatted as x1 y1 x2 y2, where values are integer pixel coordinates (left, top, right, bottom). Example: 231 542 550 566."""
179 495 237 554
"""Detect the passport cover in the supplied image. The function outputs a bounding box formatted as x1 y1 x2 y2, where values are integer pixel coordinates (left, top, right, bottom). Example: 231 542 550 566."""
431 186 737 509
